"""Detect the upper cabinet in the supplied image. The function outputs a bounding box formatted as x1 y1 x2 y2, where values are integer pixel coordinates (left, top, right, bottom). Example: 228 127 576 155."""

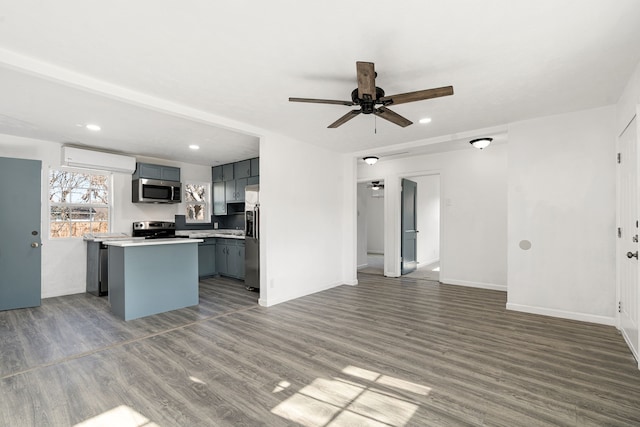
234 160 251 179
212 164 234 183
212 181 227 215
212 157 259 215
250 158 259 177
133 163 181 182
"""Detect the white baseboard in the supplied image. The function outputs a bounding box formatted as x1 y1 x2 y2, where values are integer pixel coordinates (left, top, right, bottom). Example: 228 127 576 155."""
620 328 639 364
259 279 346 307
440 277 507 292
418 257 439 267
506 302 616 326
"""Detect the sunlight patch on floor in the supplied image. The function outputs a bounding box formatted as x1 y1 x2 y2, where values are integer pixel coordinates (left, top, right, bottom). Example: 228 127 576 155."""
74 405 159 427
271 365 431 426
189 376 206 384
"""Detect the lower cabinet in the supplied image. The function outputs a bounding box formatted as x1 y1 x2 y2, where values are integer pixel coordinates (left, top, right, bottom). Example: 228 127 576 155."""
216 238 245 280
197 239 217 278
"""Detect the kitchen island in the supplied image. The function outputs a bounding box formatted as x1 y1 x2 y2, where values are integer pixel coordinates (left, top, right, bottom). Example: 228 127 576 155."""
104 238 203 321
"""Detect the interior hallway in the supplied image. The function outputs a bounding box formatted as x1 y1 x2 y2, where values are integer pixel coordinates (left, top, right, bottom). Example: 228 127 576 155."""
358 253 440 282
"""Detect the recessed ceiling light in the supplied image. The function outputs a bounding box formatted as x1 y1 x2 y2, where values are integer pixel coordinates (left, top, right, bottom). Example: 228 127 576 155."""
189 144 200 150
85 124 101 131
419 117 432 124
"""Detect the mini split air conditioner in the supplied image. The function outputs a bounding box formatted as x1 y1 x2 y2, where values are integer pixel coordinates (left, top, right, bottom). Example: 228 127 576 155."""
61 146 136 174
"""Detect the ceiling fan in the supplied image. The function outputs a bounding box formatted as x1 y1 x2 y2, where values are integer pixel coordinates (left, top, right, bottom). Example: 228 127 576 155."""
289 61 454 128
368 181 384 190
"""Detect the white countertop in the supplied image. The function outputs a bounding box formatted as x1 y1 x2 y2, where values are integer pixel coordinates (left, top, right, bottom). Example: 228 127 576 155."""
102 238 203 247
83 233 146 242
175 230 245 240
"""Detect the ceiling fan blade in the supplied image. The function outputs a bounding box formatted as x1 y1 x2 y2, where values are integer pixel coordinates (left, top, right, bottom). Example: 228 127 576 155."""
356 61 376 100
289 97 355 106
328 109 362 128
374 107 413 127
379 85 454 106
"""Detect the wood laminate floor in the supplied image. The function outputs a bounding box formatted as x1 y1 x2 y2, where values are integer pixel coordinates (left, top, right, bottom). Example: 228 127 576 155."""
1 274 639 426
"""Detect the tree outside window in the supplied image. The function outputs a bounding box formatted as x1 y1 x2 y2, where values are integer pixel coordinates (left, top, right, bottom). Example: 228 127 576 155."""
185 182 209 222
49 170 110 238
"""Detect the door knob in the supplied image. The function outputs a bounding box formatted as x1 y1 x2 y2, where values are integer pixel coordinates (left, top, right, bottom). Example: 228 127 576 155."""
31 242 40 248
627 251 638 259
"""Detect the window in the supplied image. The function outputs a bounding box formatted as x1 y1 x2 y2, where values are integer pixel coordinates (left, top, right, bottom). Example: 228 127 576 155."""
49 170 110 238
184 181 210 222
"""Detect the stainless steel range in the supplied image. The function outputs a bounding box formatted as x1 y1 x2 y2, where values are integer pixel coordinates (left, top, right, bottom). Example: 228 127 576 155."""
132 221 181 239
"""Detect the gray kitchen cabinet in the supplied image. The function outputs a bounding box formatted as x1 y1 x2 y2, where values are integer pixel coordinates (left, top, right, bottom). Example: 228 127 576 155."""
234 160 251 179
223 164 233 181
212 158 258 215
212 165 223 182
198 238 217 278
215 242 228 276
213 181 227 215
212 164 234 182
212 164 234 183
133 162 180 181
216 238 245 279
86 240 107 296
225 177 248 202
250 157 259 177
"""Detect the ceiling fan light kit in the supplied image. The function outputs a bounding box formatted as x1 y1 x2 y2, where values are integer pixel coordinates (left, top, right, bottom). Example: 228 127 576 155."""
368 180 384 190
470 137 493 149
363 156 379 165
289 61 454 128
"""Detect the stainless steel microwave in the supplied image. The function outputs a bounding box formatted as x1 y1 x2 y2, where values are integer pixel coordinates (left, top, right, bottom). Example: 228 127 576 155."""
132 178 182 203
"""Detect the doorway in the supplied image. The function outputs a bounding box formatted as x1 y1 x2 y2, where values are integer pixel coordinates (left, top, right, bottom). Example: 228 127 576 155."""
401 174 441 281
357 180 385 276
617 114 639 364
0 157 42 311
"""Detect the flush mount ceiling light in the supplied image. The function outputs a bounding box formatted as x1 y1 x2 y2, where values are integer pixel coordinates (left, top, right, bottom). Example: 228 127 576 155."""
85 123 101 132
189 144 200 150
470 137 493 149
363 156 379 165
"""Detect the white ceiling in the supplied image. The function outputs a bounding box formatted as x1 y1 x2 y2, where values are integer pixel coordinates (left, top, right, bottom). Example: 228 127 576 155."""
0 1 639 165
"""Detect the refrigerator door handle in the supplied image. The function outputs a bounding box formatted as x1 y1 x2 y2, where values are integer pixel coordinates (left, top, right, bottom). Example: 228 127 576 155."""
254 206 259 240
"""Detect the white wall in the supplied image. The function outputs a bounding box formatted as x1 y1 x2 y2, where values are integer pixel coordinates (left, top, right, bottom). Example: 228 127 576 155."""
617 61 640 134
358 144 508 290
0 135 215 298
506 106 617 325
365 190 385 254
413 174 440 266
258 133 356 307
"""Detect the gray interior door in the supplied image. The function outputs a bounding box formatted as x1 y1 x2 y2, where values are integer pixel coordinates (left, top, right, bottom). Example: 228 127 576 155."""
401 178 418 275
0 157 42 311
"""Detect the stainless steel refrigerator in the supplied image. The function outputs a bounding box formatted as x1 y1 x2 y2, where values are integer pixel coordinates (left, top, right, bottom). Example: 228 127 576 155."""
244 185 260 291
